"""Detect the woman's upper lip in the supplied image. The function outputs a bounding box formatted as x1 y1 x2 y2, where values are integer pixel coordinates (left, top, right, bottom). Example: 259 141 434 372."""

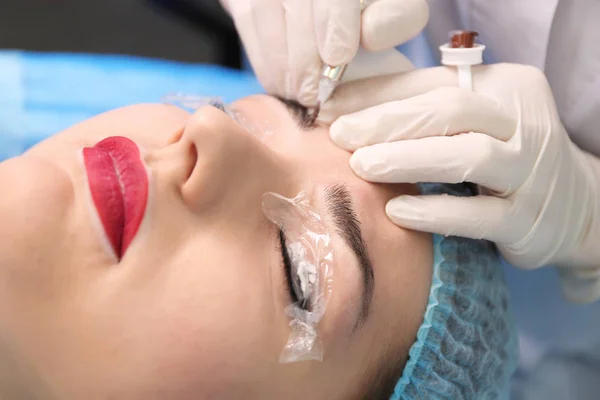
83 136 149 259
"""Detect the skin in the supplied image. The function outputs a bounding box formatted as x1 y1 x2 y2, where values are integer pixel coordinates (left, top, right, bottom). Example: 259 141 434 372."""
0 95 432 400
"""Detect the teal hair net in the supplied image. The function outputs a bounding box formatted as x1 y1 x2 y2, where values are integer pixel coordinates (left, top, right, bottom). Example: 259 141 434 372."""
391 183 519 399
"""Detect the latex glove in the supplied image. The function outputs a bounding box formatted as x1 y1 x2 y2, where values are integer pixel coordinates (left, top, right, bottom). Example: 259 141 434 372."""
219 0 429 106
324 64 600 302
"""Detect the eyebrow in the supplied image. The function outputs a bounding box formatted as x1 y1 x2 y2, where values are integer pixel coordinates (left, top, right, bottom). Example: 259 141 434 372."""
273 96 318 129
324 184 375 330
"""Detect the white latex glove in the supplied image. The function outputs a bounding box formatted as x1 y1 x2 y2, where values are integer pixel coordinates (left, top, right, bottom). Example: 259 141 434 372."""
323 64 600 303
219 0 429 106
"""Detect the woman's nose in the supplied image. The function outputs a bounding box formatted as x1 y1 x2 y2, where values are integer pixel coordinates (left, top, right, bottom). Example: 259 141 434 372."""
178 106 289 216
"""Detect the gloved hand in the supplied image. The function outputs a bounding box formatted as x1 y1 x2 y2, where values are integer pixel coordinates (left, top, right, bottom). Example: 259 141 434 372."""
322 64 600 302
219 0 429 106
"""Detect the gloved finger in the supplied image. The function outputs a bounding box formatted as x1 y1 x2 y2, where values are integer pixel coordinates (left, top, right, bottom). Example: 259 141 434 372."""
386 194 515 244
330 87 517 150
350 133 521 193
319 66 457 123
284 0 321 105
314 46 415 118
341 47 415 83
314 0 362 66
227 0 288 97
361 0 429 52
218 0 232 13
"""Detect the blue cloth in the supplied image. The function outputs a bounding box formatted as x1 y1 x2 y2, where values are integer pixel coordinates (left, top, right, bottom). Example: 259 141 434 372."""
0 50 262 161
392 184 519 400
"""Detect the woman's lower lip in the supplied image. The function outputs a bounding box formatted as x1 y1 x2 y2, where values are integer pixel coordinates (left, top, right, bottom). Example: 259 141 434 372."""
83 136 149 259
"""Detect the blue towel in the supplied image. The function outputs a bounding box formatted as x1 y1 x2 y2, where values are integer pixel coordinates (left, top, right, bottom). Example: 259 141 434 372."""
0 51 263 160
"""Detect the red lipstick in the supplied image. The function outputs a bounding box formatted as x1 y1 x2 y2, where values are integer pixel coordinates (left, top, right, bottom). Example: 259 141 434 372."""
83 136 149 259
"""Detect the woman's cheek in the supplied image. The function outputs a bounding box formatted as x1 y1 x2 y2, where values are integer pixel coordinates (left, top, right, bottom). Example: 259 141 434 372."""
130 261 278 394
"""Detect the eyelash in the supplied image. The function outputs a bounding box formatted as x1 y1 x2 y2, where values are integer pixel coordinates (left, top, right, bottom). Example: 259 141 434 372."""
209 99 227 112
278 229 310 311
293 104 318 129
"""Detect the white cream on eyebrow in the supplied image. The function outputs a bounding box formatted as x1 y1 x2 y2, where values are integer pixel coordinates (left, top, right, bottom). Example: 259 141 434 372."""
288 241 318 299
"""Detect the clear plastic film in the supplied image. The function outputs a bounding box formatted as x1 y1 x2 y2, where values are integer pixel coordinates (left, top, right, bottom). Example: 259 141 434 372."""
261 191 334 363
162 93 273 142
162 93 225 112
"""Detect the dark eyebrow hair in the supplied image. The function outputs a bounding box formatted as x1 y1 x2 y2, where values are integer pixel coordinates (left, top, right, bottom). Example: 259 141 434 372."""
273 96 319 130
324 183 375 330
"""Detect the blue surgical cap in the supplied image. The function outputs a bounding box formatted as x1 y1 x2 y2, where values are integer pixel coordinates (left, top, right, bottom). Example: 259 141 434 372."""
391 183 519 399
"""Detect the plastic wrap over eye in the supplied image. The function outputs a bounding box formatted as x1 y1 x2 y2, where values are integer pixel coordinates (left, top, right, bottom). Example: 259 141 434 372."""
162 93 272 141
162 93 225 111
262 191 334 363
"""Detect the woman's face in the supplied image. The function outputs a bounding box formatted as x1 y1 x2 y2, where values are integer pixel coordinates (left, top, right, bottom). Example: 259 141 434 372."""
0 96 432 400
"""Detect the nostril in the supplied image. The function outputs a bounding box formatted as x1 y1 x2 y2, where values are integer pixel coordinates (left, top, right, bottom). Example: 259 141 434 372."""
166 127 185 146
185 141 198 182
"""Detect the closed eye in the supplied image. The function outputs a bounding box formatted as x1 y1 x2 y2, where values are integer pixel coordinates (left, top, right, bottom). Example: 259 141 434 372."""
278 229 309 310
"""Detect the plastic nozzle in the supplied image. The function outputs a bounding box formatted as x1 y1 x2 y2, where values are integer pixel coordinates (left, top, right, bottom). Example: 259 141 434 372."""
440 31 485 91
317 64 347 105
317 77 337 105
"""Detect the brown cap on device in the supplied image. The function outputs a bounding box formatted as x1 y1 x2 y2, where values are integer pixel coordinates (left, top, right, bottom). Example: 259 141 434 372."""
450 31 479 49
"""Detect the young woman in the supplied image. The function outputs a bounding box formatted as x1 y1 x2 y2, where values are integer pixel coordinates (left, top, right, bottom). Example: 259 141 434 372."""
0 94 516 399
